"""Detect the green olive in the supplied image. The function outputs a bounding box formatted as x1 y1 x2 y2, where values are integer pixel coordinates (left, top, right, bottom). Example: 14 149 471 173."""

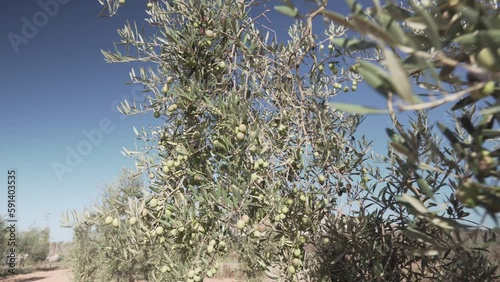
128 216 137 225
149 198 158 208
472 81 496 99
236 132 245 141
167 104 177 112
475 48 500 71
318 175 326 184
104 216 113 224
322 237 330 245
281 206 289 214
205 29 216 38
236 219 245 229
242 214 250 223
238 123 247 133
155 226 164 235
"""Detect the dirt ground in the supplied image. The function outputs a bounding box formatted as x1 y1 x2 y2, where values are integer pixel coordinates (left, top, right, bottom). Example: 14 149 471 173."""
0 268 239 282
0 268 73 282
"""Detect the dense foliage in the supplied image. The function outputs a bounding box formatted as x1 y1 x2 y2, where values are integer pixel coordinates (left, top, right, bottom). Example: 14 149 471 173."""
66 0 500 281
17 227 50 264
68 172 155 282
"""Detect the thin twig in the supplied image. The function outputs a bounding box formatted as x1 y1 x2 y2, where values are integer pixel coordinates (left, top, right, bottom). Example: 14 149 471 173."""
397 82 485 111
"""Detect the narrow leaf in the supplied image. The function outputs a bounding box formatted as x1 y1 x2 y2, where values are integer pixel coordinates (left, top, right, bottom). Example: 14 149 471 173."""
383 47 419 104
357 61 394 97
330 37 376 50
437 123 464 154
416 177 435 199
413 248 440 256
390 142 412 157
453 29 500 47
402 227 436 245
397 193 428 214
383 3 412 20
480 105 500 115
409 1 441 49
274 5 298 18
329 102 388 114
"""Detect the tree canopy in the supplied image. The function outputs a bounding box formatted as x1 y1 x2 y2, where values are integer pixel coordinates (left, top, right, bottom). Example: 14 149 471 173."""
66 0 500 281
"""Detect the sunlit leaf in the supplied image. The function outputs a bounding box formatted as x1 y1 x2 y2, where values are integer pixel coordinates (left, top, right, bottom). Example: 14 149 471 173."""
329 102 388 114
357 61 394 97
405 16 427 30
402 227 436 245
416 177 435 200
412 248 440 256
480 105 500 115
397 194 428 214
418 163 441 173
390 142 412 158
453 29 500 47
274 5 298 18
430 217 456 230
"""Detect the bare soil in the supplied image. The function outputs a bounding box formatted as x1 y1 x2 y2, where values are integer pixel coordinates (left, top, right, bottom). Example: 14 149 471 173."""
0 268 73 282
0 269 239 282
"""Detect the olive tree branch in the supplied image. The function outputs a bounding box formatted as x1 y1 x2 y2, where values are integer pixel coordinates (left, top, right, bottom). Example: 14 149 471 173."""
397 82 485 112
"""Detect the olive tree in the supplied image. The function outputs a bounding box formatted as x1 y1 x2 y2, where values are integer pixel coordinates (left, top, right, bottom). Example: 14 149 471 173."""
0 218 10 274
316 0 500 219
17 227 50 264
310 0 500 279
66 170 159 282
66 0 499 281
71 0 372 280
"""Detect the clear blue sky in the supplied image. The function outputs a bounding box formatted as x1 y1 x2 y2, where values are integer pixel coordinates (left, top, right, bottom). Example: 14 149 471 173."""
0 0 160 242
0 0 483 242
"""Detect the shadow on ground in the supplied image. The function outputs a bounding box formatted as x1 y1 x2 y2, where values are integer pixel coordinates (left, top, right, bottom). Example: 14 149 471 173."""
15 276 46 282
